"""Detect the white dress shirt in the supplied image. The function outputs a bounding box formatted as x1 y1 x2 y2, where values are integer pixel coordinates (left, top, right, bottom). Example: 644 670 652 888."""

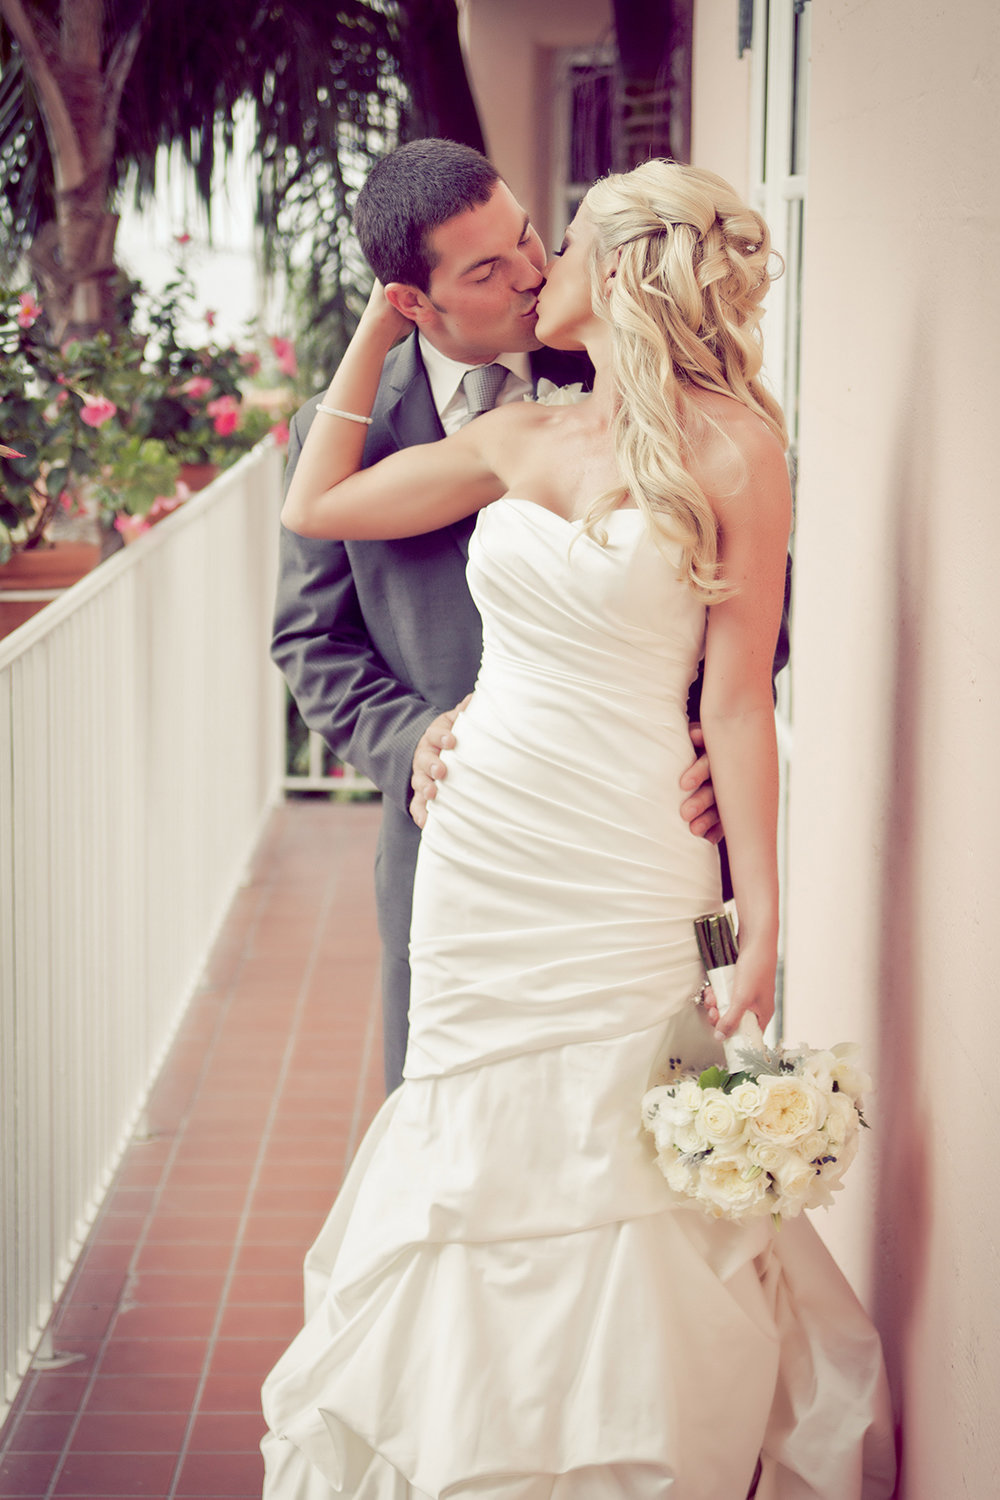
418 335 533 436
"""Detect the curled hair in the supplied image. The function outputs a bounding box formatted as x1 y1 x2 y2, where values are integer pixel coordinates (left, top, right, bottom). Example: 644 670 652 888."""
583 161 787 599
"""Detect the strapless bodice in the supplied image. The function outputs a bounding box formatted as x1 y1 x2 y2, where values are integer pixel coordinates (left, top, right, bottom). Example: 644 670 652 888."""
467 498 706 718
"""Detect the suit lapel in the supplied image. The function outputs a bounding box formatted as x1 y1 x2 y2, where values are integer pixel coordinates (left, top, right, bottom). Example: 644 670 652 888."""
373 335 475 560
383 336 445 451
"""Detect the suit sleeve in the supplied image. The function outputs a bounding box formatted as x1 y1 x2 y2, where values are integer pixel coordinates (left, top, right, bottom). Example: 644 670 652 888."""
271 405 439 812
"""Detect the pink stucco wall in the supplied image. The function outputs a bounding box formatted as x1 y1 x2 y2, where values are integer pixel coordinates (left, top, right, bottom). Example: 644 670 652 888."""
693 2 1000 1494
458 0 614 247
463 0 1000 1488
690 4 752 196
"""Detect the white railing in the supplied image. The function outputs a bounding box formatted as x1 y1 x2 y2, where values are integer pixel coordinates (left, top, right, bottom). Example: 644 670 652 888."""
282 716 377 797
0 442 286 1423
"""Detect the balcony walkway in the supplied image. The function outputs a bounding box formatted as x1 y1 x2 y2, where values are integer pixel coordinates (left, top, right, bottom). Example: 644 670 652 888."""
0 799 385 1500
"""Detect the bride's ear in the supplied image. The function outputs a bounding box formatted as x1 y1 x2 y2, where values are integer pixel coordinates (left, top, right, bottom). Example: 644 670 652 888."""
600 249 622 300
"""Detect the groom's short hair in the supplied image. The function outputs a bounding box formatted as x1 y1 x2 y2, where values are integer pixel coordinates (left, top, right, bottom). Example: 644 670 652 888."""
354 138 501 292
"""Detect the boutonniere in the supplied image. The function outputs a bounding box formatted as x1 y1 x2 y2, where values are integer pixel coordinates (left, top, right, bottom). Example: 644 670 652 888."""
528 379 588 407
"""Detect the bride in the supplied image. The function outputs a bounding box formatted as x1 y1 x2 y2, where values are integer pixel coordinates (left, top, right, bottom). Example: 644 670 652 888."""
261 160 895 1499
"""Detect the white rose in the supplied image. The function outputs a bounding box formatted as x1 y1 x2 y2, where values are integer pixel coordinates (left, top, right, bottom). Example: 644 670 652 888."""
664 1154 699 1197
729 1081 765 1118
676 1079 703 1113
823 1090 858 1146
798 1130 829 1164
640 1086 671 1131
660 1088 701 1129
770 1149 816 1203
748 1139 786 1172
695 1156 770 1219
829 1043 873 1101
749 1075 825 1146
673 1120 707 1155
697 1090 748 1150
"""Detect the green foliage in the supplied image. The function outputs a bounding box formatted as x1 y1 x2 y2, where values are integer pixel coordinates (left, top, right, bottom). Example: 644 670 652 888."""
0 2 489 385
0 276 297 560
88 435 179 519
696 1065 755 1095
0 2 408 365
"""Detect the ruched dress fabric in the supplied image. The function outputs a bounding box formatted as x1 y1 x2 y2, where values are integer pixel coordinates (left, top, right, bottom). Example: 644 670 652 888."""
261 499 896 1500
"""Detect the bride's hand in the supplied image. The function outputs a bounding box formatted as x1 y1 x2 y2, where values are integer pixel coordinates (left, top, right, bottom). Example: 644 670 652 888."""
704 945 776 1040
357 280 413 346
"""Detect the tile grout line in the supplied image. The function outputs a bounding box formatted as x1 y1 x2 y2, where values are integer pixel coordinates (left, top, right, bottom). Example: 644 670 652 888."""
33 870 276 1500
164 810 356 1500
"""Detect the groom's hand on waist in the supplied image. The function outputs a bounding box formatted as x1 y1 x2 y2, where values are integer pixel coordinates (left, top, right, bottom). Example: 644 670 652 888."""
409 696 473 829
680 723 723 844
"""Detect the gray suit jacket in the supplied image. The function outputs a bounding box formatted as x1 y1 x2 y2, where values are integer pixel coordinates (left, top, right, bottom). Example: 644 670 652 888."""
272 334 591 960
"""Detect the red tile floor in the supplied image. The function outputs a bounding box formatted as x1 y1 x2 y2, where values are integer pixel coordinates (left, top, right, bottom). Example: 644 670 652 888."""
0 800 385 1499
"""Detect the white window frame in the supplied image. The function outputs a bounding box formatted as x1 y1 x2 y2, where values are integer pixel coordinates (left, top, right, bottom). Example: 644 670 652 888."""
748 0 812 1027
550 45 618 239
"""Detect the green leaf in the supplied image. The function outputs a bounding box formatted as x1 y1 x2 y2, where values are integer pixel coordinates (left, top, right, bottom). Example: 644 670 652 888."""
722 1070 754 1093
698 1065 731 1091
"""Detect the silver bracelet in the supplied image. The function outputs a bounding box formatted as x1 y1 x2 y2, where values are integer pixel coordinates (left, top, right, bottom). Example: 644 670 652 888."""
316 403 373 425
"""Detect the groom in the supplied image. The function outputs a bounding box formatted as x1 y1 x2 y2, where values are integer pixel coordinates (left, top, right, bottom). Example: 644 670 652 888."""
273 139 732 1093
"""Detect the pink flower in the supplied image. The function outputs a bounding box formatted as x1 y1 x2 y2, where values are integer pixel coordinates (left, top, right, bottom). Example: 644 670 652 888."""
183 376 214 400
271 336 298 378
1 442 25 459
205 309 217 329
17 292 41 328
207 394 240 436
147 494 184 524
175 233 192 246
114 514 151 543
269 420 290 446
240 350 261 377
59 489 84 516
79 396 117 428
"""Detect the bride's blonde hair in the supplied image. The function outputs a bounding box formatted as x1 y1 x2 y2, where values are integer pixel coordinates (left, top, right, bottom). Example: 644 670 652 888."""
583 160 787 599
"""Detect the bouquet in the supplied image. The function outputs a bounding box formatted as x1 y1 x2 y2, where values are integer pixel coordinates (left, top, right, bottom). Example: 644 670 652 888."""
640 914 870 1223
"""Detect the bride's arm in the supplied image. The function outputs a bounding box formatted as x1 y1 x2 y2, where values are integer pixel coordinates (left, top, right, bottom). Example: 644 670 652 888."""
698 421 792 1037
281 285 507 540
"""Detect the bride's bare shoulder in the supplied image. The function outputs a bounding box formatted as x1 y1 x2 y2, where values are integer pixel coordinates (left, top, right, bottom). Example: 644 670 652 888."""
466 393 568 450
684 389 787 499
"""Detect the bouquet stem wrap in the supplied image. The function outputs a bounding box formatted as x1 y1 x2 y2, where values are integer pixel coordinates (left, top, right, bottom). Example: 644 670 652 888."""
694 910 764 1056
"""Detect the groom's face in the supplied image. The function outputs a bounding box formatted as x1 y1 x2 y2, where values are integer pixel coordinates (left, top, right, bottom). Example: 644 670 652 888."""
392 182 546 363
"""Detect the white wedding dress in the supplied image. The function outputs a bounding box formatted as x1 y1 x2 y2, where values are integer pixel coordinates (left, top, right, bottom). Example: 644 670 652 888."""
261 499 895 1499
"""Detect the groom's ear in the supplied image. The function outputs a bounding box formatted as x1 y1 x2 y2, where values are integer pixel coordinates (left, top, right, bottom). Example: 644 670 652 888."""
384 282 427 326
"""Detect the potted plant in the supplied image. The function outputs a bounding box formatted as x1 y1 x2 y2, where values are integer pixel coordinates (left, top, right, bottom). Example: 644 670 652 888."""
0 278 297 573
139 268 287 490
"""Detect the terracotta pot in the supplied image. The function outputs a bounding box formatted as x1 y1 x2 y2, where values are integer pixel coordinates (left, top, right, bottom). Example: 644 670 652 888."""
0 542 100 641
179 462 220 492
